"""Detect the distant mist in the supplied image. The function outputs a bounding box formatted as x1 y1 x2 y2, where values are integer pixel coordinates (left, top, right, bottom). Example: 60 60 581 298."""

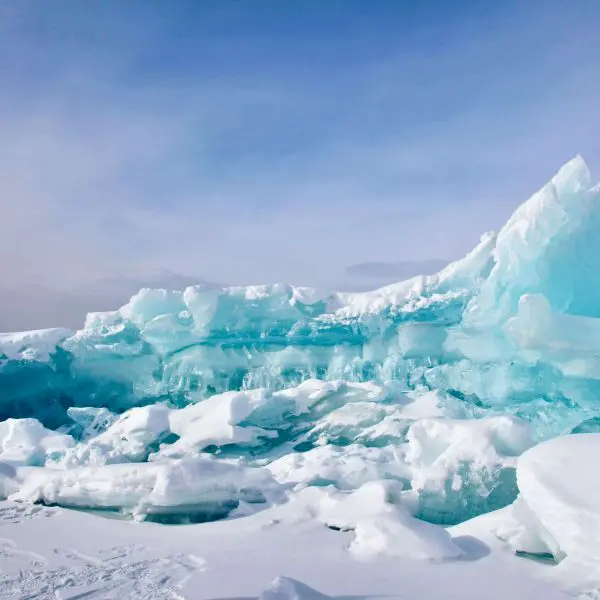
0 271 218 332
0 261 451 332
342 259 448 289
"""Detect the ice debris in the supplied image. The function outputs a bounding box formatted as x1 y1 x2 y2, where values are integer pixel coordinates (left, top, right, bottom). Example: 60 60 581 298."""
0 384 533 523
0 418 74 467
1 156 600 526
8 456 279 521
316 481 462 561
0 328 72 362
259 576 330 600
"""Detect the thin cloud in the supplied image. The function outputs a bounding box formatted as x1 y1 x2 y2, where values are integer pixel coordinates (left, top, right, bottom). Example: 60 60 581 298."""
0 3 599 329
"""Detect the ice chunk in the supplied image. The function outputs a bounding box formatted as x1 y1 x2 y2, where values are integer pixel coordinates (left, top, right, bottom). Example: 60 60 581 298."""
303 389 448 446
259 576 330 600
306 402 401 446
0 418 74 466
267 444 410 490
318 481 462 561
405 416 533 523
157 389 277 458
512 433 600 565
406 416 533 492
505 293 600 378
1 156 600 530
66 406 117 439
464 156 600 326
273 379 345 415
0 328 72 361
60 404 171 466
9 457 279 518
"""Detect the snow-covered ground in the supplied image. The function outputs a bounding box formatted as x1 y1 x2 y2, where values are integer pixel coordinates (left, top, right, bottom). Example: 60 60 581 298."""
2 433 599 600
0 497 567 600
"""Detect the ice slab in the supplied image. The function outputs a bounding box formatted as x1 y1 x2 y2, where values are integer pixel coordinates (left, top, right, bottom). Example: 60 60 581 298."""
513 434 600 564
8 457 278 518
0 328 72 361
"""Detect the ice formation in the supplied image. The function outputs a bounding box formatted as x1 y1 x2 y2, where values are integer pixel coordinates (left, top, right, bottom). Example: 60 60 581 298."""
498 434 600 564
259 577 331 600
1 156 600 528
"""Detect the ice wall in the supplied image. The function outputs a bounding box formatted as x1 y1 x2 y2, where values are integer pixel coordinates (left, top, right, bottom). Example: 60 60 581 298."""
2 158 600 430
1 156 600 524
465 156 600 323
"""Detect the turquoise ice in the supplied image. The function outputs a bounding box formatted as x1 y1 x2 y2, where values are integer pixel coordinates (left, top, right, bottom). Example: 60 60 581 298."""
1 156 599 524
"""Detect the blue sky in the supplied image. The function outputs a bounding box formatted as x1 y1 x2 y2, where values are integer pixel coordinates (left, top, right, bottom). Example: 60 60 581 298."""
1 1 600 318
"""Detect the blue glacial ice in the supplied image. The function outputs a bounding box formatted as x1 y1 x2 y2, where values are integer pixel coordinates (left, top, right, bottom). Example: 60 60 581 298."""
1 155 600 525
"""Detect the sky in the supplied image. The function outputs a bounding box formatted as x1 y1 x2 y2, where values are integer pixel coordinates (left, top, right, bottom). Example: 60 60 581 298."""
1 1 600 329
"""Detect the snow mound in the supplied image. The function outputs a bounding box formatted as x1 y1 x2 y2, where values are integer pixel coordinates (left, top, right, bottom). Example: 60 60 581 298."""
8 457 278 519
259 576 330 600
0 418 74 467
503 434 600 567
318 481 462 561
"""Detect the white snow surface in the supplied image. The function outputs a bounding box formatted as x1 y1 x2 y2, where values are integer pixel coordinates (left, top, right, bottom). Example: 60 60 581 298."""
1 432 600 597
0 419 74 467
0 328 72 361
0 480 572 600
493 433 600 597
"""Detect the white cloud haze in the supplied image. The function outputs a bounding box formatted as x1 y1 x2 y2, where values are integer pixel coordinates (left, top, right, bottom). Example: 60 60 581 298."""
1 2 599 329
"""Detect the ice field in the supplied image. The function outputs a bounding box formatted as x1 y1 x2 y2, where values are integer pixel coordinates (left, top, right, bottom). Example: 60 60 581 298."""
1 156 600 598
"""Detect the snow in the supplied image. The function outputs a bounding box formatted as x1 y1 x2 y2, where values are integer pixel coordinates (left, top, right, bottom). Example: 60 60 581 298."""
314 481 462 561
259 576 330 600
405 415 533 496
508 434 600 568
0 486 573 599
0 327 72 361
9 457 277 518
0 418 74 466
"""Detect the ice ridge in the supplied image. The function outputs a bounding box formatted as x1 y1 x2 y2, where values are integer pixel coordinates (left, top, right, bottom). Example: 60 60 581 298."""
1 156 599 525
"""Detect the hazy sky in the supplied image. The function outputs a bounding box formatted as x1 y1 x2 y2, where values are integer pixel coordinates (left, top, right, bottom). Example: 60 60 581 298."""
2 1 600 328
